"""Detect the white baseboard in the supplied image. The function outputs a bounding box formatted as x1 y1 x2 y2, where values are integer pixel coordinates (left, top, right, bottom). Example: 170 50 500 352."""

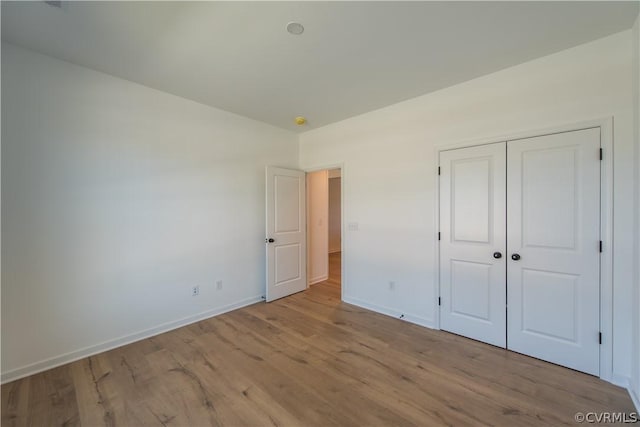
609 373 630 388
630 385 640 413
343 295 436 329
1 295 263 384
308 275 328 285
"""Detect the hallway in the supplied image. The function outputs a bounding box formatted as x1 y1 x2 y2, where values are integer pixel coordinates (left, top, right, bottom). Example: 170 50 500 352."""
319 251 341 291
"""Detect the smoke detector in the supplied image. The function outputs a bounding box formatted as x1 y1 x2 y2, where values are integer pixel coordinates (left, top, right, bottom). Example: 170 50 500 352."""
286 22 304 35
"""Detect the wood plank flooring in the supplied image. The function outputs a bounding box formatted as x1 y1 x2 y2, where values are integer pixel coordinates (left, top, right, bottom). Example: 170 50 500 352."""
2 252 635 426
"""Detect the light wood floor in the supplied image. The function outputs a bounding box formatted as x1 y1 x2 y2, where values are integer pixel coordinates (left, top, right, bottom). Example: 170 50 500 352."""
323 251 341 289
2 251 635 426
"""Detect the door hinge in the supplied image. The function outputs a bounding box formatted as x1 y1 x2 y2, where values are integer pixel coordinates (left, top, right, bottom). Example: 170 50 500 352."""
438 166 441 175
438 232 441 241
438 297 441 306
599 241 603 253
599 332 602 344
599 148 603 160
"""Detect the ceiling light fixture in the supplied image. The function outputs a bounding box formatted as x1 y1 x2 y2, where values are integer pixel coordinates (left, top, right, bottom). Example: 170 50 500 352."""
294 116 307 126
286 22 304 35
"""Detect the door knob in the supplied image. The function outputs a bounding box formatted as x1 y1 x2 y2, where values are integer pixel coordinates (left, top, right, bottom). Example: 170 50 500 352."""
493 252 502 259
511 253 521 261
266 238 275 243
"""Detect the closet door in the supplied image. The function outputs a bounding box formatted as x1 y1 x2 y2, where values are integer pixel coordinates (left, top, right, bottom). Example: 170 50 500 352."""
439 142 507 347
506 128 600 375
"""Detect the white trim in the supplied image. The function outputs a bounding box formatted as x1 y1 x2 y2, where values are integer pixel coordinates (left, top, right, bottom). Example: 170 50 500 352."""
433 117 610 153
303 162 346 302
343 295 436 329
433 117 616 384
609 373 630 389
433 146 441 330
308 274 329 285
599 118 615 384
610 375 640 413
340 164 345 302
1 295 263 384
629 386 640 413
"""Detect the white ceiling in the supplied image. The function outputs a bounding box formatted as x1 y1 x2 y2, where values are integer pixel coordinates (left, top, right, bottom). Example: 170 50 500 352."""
2 1 638 132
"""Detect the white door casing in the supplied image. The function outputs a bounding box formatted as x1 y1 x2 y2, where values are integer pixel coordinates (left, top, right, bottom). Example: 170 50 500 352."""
439 142 507 347
266 166 307 302
506 128 601 375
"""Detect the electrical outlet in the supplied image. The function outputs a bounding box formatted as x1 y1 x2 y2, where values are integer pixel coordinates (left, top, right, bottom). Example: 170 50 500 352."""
216 280 223 290
192 285 200 296
389 281 395 290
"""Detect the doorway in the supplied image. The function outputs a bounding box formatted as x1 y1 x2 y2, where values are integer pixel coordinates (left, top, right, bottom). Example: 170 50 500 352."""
306 168 342 295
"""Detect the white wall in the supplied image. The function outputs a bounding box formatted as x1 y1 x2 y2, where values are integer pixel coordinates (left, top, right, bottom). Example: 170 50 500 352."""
631 14 640 410
1 43 298 381
328 177 341 253
306 170 329 284
299 31 635 383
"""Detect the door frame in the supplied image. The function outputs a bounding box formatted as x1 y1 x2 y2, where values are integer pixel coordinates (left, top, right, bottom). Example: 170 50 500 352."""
434 117 614 384
303 162 346 301
306 170 330 286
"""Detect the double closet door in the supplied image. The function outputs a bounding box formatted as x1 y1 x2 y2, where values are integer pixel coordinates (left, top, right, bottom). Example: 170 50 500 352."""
439 128 601 375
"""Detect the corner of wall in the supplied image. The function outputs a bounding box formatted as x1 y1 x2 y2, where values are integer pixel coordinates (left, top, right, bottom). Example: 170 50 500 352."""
631 11 640 412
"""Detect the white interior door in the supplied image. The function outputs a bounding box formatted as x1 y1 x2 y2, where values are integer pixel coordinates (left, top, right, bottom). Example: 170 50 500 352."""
439 142 507 347
506 128 601 375
266 166 307 302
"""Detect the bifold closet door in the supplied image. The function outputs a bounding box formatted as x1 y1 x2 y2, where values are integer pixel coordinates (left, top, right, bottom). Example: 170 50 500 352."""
439 142 507 347
506 128 601 375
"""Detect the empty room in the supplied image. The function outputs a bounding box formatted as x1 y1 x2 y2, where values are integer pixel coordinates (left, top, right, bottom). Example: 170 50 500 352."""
2 1 640 426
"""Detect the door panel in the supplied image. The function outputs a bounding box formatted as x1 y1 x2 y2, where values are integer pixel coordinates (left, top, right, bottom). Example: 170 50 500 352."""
450 260 492 321
521 269 579 342
507 128 600 375
275 175 301 233
440 142 507 347
275 244 302 284
452 158 492 243
266 167 306 302
521 147 578 249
